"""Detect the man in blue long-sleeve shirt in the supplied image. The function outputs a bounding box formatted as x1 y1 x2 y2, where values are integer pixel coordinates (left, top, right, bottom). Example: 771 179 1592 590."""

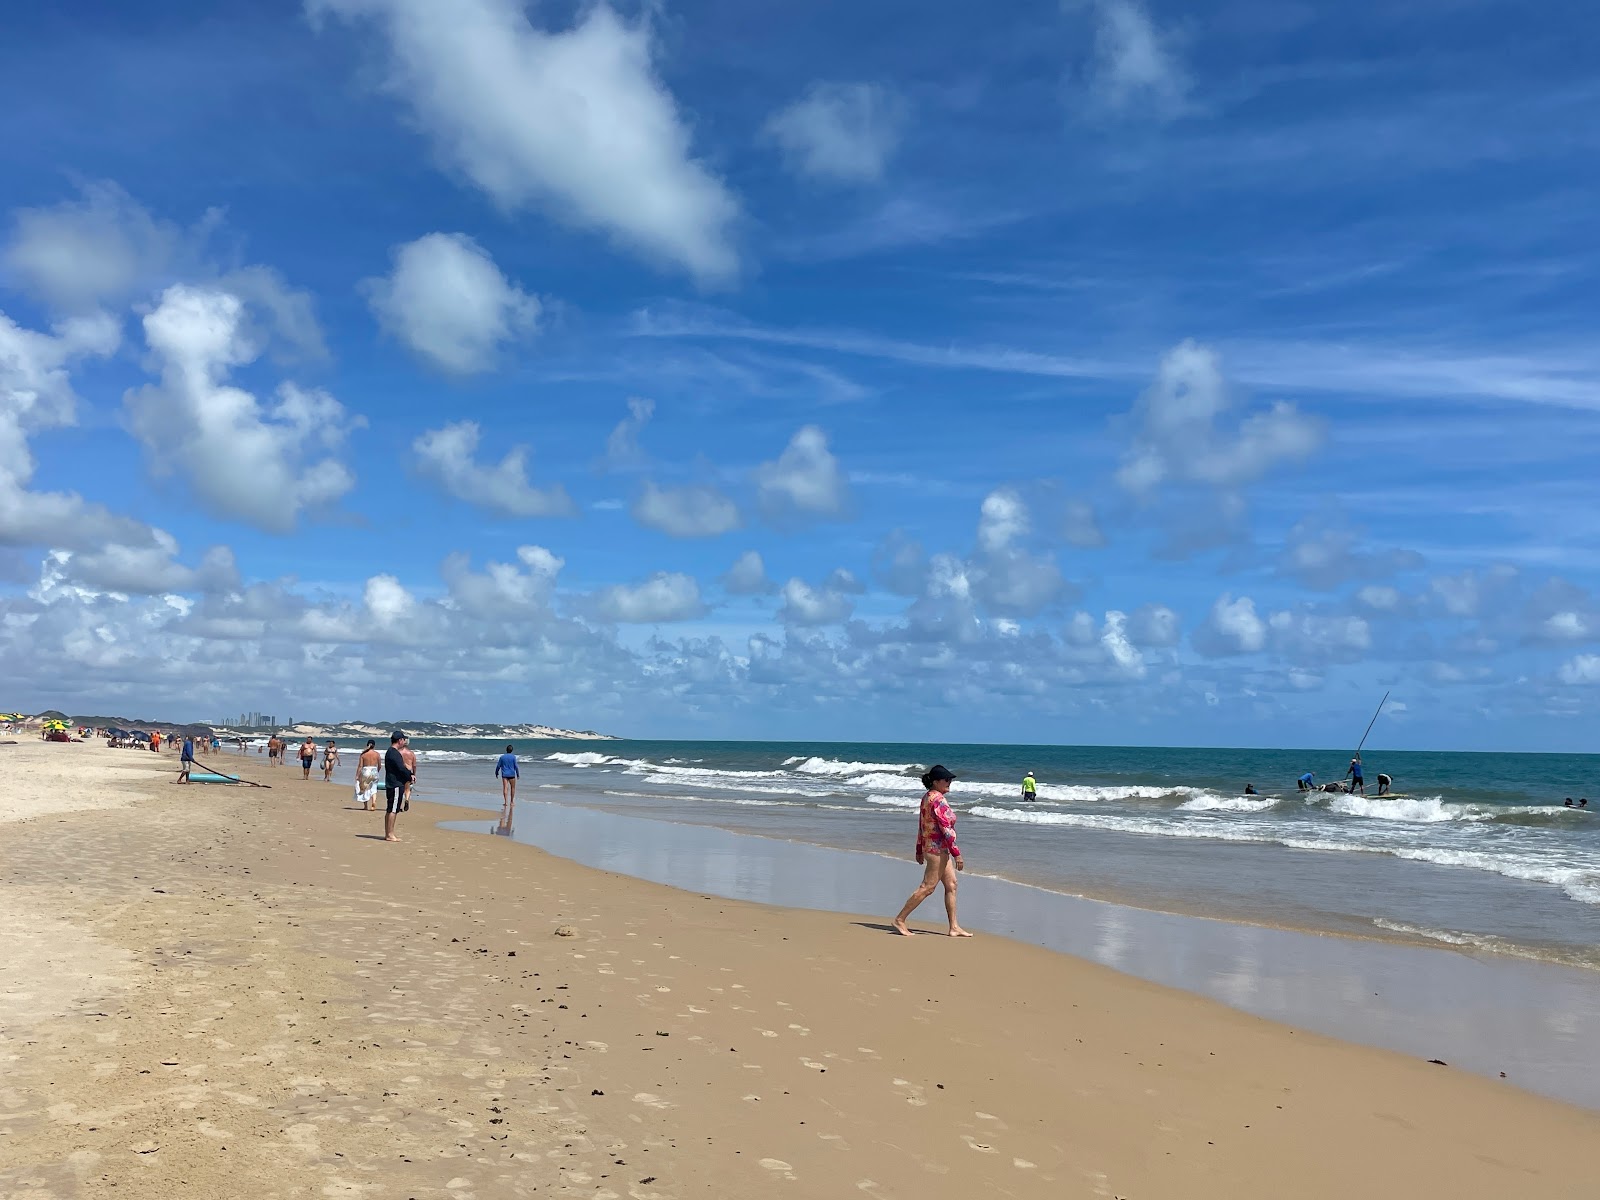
383 731 414 843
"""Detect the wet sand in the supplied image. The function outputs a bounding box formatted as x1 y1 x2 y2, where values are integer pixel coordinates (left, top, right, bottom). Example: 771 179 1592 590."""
3 741 1599 1199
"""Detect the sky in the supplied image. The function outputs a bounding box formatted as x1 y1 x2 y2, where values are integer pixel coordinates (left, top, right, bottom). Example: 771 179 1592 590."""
2 0 1599 749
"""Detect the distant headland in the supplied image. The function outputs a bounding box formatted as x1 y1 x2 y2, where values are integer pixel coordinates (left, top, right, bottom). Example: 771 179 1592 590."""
20 711 618 742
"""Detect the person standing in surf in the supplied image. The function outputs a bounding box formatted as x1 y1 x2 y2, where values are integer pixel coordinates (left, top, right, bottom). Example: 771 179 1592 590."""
892 765 971 938
1346 755 1366 796
495 745 520 811
1021 771 1038 801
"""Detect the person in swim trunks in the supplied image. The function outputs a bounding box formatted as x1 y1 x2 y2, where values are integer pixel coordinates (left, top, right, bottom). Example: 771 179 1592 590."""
299 737 317 780
1346 756 1365 796
382 731 414 842
495 744 520 810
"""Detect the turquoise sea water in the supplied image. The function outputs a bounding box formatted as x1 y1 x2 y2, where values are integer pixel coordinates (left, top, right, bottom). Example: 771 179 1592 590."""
310 738 1600 968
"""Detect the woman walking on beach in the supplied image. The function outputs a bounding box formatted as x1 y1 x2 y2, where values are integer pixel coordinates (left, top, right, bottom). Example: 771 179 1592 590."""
893 765 971 937
355 740 381 811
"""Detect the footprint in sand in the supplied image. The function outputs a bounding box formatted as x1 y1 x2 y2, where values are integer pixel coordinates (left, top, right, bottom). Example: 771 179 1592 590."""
961 1134 997 1154
800 1059 826 1072
760 1158 796 1180
633 1092 673 1109
787 1024 810 1035
891 1078 928 1107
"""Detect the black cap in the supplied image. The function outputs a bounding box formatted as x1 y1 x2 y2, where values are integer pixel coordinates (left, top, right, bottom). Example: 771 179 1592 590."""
391 730 407 743
925 764 956 782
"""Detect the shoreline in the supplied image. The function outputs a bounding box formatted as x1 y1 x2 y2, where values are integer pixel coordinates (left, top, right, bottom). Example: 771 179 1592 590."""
435 797 1600 1110
6 742 1600 1198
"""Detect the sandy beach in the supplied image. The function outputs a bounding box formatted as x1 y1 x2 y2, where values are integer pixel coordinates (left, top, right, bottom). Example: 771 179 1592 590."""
3 741 1599 1199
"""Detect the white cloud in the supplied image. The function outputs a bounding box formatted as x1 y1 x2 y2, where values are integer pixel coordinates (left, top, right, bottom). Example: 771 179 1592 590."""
1194 593 1267 656
722 550 775 596
977 488 1028 553
413 420 575 518
3 184 326 360
631 480 740 538
1279 517 1423 590
3 181 204 312
59 538 239 596
754 425 850 522
310 0 739 282
1099 610 1146 678
1080 0 1188 118
1429 565 1518 618
0 308 149 548
765 82 905 184
365 232 541 373
125 286 358 533
1541 611 1591 641
365 573 417 626
779 577 855 626
442 544 563 619
605 396 654 467
1128 603 1180 647
1115 340 1324 497
1355 584 1402 612
589 571 707 623
1267 609 1371 663
1558 654 1600 685
1062 498 1105 548
972 548 1066 617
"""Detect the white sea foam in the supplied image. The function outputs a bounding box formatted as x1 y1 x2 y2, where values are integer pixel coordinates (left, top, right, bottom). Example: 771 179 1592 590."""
1178 795 1279 813
1388 847 1600 906
1328 794 1478 824
866 793 922 809
1371 919 1597 968
415 749 495 762
792 756 917 777
545 751 615 766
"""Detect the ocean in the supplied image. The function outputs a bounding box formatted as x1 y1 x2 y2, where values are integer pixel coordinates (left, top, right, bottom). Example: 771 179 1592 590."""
311 738 1600 970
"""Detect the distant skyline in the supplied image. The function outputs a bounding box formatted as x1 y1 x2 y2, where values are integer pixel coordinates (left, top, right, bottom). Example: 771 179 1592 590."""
3 1 1600 752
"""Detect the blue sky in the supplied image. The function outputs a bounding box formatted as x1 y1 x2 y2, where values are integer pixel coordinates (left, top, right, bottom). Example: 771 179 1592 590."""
2 0 1599 749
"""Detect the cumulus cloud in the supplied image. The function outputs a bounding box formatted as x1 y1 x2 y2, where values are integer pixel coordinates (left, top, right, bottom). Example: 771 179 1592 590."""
365 232 541 373
605 396 654 467
3 181 207 312
589 571 707 623
872 530 927 595
722 550 776 596
778 576 855 626
1267 608 1371 664
1558 654 1600 685
1128 602 1180 647
57 539 239 596
1098 610 1146 678
1116 340 1323 497
310 0 739 282
442 544 563 619
0 308 154 548
977 488 1028 553
1279 516 1424 590
1194 593 1267 656
124 286 357 533
1428 565 1518 618
765 82 906 184
631 480 740 538
754 425 850 522
1077 0 1189 118
413 420 575 518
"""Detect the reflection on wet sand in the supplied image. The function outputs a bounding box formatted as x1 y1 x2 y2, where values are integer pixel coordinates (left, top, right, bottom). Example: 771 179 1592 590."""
440 800 1600 1110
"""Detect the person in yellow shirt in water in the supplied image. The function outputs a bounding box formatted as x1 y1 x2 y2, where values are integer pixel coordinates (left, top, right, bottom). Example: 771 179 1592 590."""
1021 771 1038 801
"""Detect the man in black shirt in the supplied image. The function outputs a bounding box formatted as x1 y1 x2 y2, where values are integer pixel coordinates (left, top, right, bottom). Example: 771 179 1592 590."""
383 730 414 843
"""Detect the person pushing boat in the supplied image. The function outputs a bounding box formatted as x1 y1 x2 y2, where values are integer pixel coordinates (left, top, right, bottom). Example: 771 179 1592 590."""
1346 755 1366 796
1297 771 1315 792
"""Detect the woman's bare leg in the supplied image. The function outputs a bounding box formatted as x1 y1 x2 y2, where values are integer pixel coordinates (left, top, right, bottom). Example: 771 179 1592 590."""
893 857 944 935
942 859 971 936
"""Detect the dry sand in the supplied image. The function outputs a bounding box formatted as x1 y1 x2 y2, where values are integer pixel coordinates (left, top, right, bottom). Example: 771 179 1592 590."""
2 740 1598 1199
